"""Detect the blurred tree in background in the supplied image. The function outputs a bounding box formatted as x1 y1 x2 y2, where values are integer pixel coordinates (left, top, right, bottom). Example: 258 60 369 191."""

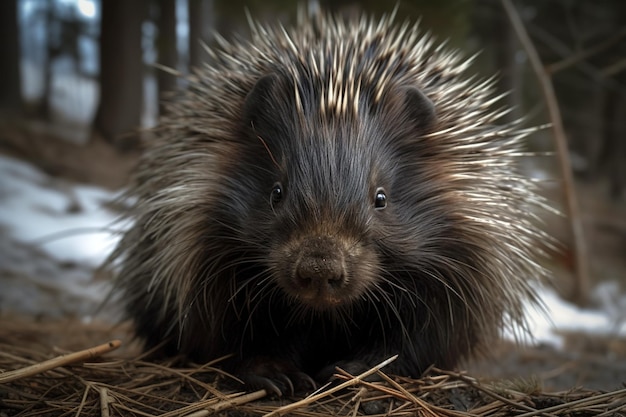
188 0 214 69
156 0 178 117
93 0 147 147
0 0 22 115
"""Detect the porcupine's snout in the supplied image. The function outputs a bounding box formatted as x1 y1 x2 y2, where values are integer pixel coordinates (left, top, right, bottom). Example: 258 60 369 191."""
292 236 347 300
276 233 371 310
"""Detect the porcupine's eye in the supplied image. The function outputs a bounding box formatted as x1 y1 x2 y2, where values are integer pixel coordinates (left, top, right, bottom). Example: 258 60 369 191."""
374 187 387 210
270 182 283 209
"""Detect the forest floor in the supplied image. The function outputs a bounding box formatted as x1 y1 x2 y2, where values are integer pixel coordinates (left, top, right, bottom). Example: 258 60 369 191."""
0 118 625 394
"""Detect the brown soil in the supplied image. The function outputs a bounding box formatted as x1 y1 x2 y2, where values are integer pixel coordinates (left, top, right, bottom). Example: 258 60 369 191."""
0 118 139 191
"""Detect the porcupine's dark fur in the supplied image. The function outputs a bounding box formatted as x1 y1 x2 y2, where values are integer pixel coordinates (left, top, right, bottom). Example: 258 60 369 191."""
109 8 549 395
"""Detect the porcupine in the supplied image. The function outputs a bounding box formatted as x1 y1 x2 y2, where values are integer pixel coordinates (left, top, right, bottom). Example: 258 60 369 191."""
110 8 549 395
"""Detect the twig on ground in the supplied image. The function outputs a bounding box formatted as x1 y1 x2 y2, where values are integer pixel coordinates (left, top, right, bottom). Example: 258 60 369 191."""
0 339 122 384
99 387 111 417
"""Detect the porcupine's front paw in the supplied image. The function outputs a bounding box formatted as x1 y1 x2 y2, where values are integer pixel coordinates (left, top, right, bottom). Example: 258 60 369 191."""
316 359 378 382
235 357 317 397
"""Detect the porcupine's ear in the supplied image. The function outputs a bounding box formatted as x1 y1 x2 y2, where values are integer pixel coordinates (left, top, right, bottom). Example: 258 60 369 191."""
404 87 437 134
382 86 437 137
243 73 292 140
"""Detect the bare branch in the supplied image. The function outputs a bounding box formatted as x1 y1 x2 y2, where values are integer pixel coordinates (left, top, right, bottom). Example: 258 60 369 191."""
546 28 626 75
0 340 122 384
530 23 626 94
602 58 626 78
501 0 591 306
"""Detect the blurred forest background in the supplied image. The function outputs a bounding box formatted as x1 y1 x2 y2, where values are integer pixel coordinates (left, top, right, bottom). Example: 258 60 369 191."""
0 0 625 310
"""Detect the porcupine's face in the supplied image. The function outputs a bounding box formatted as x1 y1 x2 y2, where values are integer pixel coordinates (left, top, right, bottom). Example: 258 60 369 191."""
240 72 437 312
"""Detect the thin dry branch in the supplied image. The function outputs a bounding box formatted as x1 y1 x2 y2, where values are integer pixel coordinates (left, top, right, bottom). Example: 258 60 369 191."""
183 390 268 417
602 58 626 77
375 371 465 417
99 387 111 417
530 24 626 95
0 339 122 384
546 27 626 75
501 0 591 306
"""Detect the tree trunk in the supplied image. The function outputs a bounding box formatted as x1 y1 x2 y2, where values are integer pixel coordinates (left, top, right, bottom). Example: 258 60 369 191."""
93 0 147 148
37 0 55 120
0 0 22 114
188 0 214 70
157 0 178 117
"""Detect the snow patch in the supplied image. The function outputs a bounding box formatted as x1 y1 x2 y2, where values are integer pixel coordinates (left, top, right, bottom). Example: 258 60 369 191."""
0 154 121 266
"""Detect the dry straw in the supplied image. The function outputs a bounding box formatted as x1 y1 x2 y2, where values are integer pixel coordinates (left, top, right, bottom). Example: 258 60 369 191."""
1 338 625 417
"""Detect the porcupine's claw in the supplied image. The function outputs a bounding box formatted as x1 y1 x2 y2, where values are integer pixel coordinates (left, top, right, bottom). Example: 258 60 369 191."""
293 371 317 392
240 373 285 397
236 358 317 397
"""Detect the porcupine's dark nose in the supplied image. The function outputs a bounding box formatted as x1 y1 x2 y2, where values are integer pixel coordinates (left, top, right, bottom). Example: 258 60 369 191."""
292 236 347 306
295 253 344 289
